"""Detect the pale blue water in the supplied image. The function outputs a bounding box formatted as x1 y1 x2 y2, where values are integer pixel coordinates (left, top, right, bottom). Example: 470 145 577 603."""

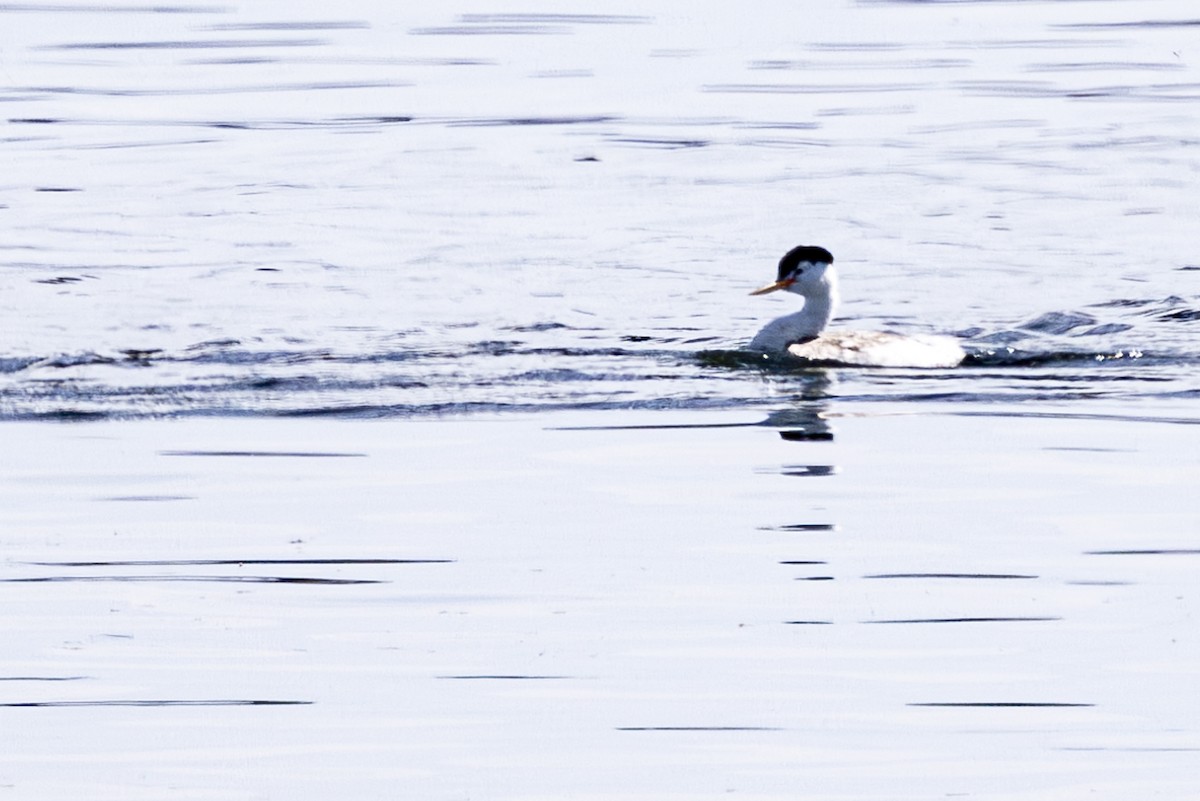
2 0 1198 419
2 3 1200 800
3 411 1199 800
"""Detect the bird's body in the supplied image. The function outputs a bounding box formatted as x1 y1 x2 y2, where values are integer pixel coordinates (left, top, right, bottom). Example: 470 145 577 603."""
747 245 965 369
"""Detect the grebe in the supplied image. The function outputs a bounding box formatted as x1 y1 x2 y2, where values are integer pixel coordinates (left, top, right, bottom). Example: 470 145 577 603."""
747 245 965 368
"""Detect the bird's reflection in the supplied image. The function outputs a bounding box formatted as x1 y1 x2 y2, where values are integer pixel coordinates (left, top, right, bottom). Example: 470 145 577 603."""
762 392 833 442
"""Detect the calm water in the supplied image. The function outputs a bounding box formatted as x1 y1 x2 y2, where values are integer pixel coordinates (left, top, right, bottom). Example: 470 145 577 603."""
3 411 1199 800
2 2 1200 799
2 0 1198 418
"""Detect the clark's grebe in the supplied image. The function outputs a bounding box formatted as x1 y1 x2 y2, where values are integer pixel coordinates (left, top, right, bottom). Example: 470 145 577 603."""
748 245 965 368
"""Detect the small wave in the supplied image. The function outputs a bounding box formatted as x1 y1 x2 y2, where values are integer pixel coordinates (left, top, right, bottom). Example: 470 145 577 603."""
25 351 119 369
1018 311 1098 335
1091 295 1200 324
0 356 41 374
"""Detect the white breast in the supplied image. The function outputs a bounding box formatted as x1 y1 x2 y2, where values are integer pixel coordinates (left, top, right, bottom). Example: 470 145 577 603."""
785 330 965 368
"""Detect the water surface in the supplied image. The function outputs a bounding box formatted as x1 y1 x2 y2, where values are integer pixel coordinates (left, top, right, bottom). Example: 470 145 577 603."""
2 0 1198 418
2 410 1198 799
2 2 1199 799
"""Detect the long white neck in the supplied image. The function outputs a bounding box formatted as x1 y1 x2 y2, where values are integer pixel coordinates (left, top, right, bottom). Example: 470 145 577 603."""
748 272 839 353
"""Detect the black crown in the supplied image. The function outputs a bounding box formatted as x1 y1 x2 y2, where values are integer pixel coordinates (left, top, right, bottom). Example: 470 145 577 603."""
777 246 834 281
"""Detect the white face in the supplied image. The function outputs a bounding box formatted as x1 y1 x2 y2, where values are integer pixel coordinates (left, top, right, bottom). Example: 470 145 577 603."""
782 259 831 294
